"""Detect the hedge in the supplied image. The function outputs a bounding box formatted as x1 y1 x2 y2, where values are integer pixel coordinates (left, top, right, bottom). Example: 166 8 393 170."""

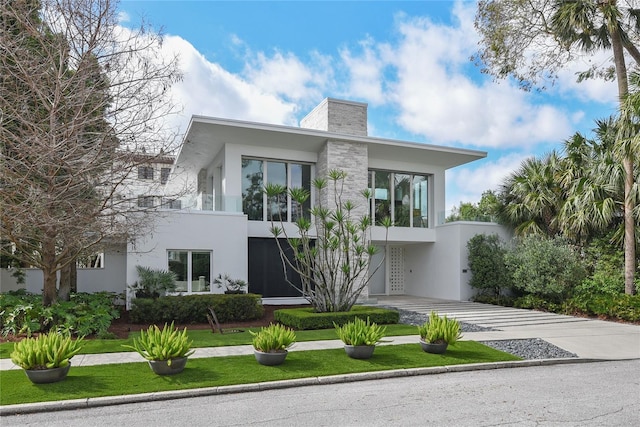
274 306 399 330
129 294 264 324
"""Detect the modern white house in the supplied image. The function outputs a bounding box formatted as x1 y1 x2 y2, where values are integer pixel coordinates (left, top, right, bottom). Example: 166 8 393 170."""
1 98 510 303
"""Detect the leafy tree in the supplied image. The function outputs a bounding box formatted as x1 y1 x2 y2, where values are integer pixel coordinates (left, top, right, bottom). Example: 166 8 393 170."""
474 0 638 294
505 236 587 302
266 170 390 313
0 0 182 306
466 234 510 297
447 190 501 222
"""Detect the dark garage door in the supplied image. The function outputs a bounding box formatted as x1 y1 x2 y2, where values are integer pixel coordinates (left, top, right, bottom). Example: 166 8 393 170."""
248 238 305 298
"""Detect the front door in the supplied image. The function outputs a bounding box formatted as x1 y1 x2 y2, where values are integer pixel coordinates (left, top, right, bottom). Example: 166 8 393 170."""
388 246 405 295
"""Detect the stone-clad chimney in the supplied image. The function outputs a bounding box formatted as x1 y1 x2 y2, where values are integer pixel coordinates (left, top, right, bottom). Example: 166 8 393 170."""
300 98 368 136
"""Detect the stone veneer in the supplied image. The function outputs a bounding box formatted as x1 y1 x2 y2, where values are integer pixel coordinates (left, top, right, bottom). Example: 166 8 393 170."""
301 98 368 137
301 98 370 217
301 98 372 302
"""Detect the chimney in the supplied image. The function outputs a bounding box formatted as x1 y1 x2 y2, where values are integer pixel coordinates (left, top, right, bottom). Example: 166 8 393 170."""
300 98 368 136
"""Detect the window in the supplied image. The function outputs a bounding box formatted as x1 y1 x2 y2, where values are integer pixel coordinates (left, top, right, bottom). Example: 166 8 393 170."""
138 166 154 180
168 250 211 293
160 167 171 184
76 252 104 268
370 170 429 228
162 198 182 209
242 158 312 222
137 195 155 208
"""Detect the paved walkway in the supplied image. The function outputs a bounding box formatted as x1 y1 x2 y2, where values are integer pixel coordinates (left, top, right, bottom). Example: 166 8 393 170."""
375 296 640 360
1 297 638 372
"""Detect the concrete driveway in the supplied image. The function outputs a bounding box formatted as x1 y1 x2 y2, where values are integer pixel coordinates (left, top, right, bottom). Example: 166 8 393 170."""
374 296 640 360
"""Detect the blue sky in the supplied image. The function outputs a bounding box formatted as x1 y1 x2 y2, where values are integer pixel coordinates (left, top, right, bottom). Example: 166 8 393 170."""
119 0 619 214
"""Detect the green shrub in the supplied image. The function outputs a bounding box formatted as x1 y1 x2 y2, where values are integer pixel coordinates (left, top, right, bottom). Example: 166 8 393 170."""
274 306 399 330
129 294 264 324
574 270 625 297
564 293 640 322
471 294 515 306
513 294 560 312
334 317 386 346
505 236 586 302
417 311 462 345
467 233 510 297
0 291 120 337
10 331 84 370
123 322 194 362
250 323 296 352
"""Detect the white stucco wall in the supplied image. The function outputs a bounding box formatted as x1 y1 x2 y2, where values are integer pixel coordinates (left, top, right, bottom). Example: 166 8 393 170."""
401 222 511 301
0 245 127 295
126 210 248 294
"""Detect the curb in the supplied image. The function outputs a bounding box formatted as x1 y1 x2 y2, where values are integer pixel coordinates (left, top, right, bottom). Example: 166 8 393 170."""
0 357 604 416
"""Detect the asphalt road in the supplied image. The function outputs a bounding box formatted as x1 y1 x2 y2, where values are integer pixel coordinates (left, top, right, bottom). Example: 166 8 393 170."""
2 360 639 426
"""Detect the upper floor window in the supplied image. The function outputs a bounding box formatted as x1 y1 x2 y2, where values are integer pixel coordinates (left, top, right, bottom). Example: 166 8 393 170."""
369 170 429 228
137 195 155 208
160 167 171 184
241 158 312 221
138 166 154 180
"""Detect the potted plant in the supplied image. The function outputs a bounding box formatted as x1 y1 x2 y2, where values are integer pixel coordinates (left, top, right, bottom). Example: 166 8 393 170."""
123 322 194 375
10 331 84 383
417 311 462 354
250 323 296 366
214 273 248 294
129 265 177 299
334 317 387 359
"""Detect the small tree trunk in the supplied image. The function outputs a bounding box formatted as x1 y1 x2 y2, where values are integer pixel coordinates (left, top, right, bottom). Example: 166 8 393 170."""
42 267 58 307
41 237 58 307
71 261 77 293
59 263 71 301
623 157 636 295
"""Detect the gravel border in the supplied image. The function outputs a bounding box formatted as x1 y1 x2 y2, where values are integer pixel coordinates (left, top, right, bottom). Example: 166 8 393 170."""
384 306 578 360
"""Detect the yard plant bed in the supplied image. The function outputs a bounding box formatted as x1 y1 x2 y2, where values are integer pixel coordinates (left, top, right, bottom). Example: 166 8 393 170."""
0 342 520 406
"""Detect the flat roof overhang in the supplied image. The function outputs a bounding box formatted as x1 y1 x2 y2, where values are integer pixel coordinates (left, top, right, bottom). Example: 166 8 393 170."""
176 115 487 172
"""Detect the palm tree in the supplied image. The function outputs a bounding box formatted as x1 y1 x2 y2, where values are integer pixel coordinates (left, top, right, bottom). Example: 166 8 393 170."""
558 120 625 242
550 0 638 294
499 153 566 237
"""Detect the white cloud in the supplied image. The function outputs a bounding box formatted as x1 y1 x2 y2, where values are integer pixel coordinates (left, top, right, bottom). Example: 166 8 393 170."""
339 37 387 104
243 50 332 104
445 152 532 213
160 35 299 133
555 50 619 105
384 6 573 149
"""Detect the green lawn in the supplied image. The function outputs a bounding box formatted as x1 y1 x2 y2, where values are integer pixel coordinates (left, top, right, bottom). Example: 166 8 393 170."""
0 324 420 358
0 342 521 406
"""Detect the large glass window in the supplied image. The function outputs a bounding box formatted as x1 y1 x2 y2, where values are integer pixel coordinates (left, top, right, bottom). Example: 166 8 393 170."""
291 163 311 222
242 159 264 220
168 250 211 293
394 173 411 227
412 175 429 228
242 158 312 222
370 170 429 228
267 161 288 221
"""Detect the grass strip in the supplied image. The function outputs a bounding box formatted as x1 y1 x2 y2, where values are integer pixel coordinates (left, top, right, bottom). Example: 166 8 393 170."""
0 342 520 406
0 324 419 358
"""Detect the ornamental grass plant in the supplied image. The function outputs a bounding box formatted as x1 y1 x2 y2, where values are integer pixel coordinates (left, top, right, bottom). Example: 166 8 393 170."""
418 311 462 345
334 317 387 346
123 322 194 363
10 331 84 370
250 323 296 353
